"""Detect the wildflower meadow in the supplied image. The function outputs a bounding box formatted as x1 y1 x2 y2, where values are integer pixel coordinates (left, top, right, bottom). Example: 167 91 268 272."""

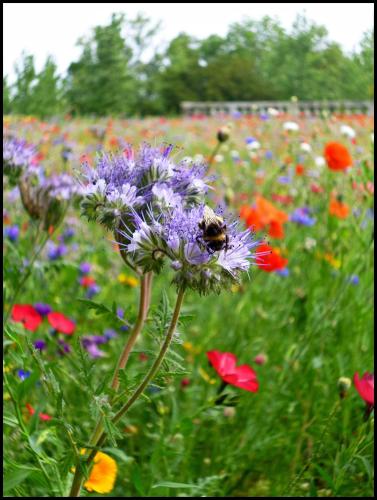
3 109 374 497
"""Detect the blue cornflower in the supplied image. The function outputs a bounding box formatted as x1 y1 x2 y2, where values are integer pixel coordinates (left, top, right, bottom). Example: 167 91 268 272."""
34 303 52 316
86 283 101 299
47 242 68 260
348 275 360 285
33 339 47 351
79 262 91 274
290 207 316 226
4 225 19 242
17 369 31 381
265 151 273 160
276 268 290 277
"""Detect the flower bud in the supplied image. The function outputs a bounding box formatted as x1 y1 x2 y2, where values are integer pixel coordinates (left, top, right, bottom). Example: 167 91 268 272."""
254 353 268 366
223 406 236 418
217 126 231 143
337 376 352 398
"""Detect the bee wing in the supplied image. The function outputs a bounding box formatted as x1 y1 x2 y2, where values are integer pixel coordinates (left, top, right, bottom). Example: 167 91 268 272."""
203 205 223 224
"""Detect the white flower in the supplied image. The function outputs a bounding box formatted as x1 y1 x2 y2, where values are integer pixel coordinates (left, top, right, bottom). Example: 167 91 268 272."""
267 107 280 117
304 237 317 250
214 154 224 163
194 154 204 162
283 121 299 132
315 156 326 167
247 141 261 150
340 125 356 139
300 142 312 153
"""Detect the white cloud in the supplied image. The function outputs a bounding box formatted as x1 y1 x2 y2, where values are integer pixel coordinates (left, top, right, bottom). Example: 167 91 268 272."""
3 3 374 81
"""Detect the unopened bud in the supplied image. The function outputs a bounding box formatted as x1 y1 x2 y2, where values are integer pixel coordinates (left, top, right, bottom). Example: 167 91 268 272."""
254 353 268 366
217 126 231 143
337 377 352 398
223 406 236 418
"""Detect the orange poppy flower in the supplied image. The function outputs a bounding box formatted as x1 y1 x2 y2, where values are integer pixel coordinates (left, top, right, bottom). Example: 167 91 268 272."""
329 196 349 219
83 451 117 494
240 195 288 239
324 142 352 171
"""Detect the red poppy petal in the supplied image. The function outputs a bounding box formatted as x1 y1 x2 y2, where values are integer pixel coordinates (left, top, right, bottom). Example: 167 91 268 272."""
207 351 237 376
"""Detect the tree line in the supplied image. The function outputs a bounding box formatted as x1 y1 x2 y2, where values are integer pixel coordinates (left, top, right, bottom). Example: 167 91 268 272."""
3 13 374 118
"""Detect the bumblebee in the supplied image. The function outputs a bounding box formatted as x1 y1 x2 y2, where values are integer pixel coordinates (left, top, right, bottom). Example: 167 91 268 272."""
198 205 229 253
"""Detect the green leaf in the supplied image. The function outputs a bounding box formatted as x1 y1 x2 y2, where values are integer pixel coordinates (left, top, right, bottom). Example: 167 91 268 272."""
3 468 33 493
152 481 197 489
77 298 114 316
102 447 134 464
131 465 145 496
3 412 19 428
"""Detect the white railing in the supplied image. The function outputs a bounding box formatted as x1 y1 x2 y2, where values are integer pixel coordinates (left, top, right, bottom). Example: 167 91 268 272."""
181 101 374 116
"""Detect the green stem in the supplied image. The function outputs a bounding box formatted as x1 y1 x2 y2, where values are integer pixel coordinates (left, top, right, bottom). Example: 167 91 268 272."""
4 231 50 326
112 286 185 424
68 287 185 497
208 141 221 167
4 372 58 495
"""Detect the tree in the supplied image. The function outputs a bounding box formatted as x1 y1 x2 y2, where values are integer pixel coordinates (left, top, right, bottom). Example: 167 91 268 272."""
66 13 136 116
3 77 12 114
12 53 36 115
31 57 63 117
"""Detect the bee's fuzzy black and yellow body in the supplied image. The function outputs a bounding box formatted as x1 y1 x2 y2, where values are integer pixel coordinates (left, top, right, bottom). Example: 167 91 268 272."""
198 206 229 253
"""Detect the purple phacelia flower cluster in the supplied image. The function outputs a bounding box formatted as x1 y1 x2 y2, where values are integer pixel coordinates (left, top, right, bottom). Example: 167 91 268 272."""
79 143 210 230
80 142 259 294
119 204 260 294
81 331 117 359
3 136 39 185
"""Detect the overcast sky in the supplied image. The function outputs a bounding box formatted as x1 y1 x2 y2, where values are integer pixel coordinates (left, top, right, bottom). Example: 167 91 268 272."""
3 3 374 81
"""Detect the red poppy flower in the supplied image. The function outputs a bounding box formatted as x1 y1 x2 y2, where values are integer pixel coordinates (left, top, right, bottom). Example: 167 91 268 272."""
206 351 258 392
354 372 374 406
11 304 43 332
256 243 288 272
47 312 75 335
295 164 305 176
80 276 96 288
324 142 352 171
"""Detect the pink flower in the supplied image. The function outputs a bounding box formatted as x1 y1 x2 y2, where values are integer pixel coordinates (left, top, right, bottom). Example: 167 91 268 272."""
354 372 374 406
11 304 43 332
206 350 259 392
254 353 268 365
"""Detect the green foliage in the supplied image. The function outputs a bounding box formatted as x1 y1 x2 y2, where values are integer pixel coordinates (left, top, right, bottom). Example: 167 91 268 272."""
3 15 374 117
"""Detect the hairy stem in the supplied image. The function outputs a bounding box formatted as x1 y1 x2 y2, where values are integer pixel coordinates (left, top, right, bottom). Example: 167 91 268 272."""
69 287 185 497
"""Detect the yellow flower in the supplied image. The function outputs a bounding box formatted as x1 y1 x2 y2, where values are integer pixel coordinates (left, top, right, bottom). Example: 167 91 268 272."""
198 367 217 385
84 451 117 494
182 341 201 355
118 273 139 287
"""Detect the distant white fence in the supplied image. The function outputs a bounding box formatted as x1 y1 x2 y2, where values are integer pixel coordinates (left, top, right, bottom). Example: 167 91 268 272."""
181 101 374 116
